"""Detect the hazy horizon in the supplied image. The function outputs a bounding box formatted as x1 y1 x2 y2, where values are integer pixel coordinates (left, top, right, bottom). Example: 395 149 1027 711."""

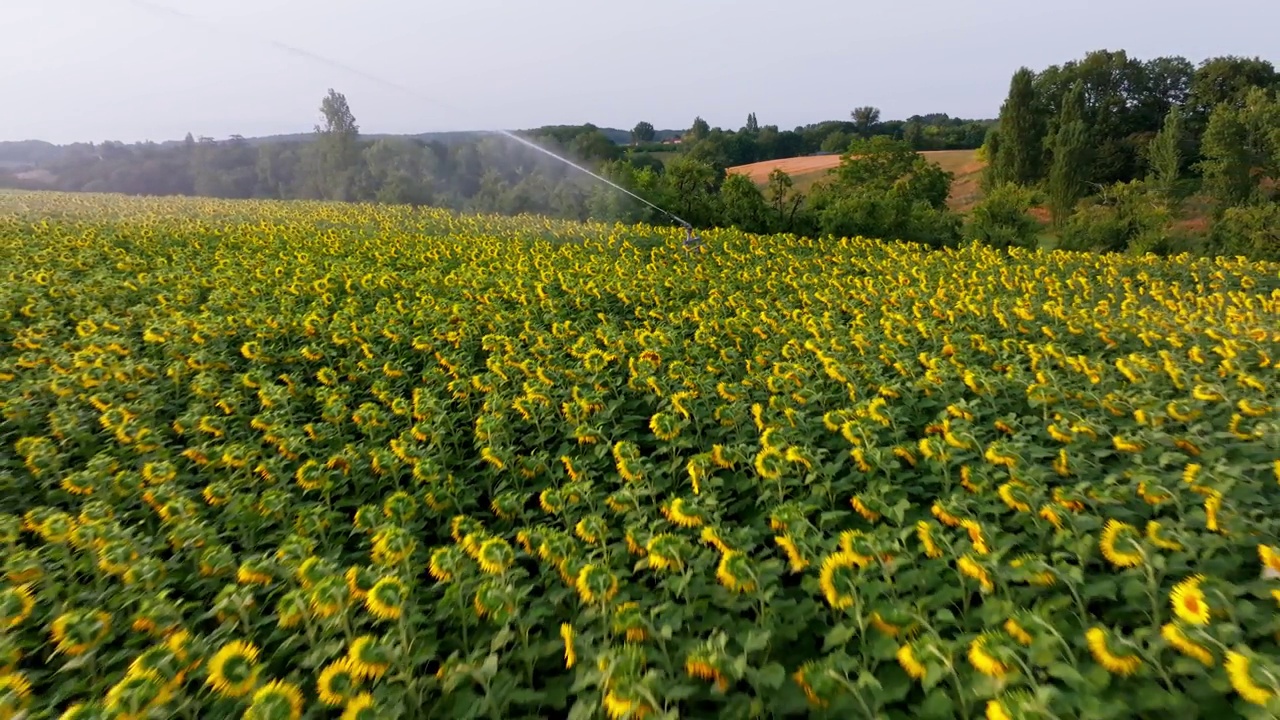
3 0 1276 145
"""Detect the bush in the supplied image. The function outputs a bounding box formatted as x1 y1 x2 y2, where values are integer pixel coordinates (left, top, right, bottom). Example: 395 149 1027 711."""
1209 204 1280 261
1057 180 1170 254
965 182 1039 249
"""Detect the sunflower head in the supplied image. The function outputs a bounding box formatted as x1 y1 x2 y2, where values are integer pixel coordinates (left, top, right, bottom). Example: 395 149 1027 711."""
0 585 35 630
347 636 393 681
308 576 350 620
364 576 407 622
428 546 465 584
205 639 261 698
105 669 170 719
475 538 515 576
339 692 378 720
472 580 516 622
575 564 619 605
51 609 112 656
317 657 361 706
0 672 32 717
244 679 304 720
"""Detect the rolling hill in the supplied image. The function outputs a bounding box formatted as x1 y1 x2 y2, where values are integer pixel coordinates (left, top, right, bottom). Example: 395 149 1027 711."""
728 148 987 210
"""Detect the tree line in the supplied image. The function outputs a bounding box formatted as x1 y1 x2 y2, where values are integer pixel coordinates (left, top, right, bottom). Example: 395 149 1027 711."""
0 89 989 235
3 49 1279 261
982 50 1280 259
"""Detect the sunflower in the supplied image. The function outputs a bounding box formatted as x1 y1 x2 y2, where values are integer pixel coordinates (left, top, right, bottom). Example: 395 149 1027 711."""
1098 519 1143 568
715 551 756 594
896 643 926 680
986 700 1012 720
1225 651 1275 706
775 534 809 571
205 639 261 698
602 686 651 720
339 692 378 720
0 585 35 629
347 636 391 681
915 521 943 559
243 680 304 720
575 564 619 604
612 602 647 643
968 635 1008 678
476 538 515 575
960 519 989 555
818 552 862 610
317 657 361 706
1003 618 1033 646
51 609 112 656
1259 545 1280 574
1160 624 1213 666
560 623 576 669
850 496 881 522
428 546 464 583
957 554 993 592
661 498 703 528
364 576 406 621
0 672 32 718
1085 627 1142 676
645 534 683 572
1170 575 1210 625
685 649 729 691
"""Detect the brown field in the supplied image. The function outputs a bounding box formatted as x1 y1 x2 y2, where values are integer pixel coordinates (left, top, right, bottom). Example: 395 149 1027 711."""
728 149 987 210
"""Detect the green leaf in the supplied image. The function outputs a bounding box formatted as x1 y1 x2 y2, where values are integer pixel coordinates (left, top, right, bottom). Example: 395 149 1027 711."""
743 629 771 653
917 689 955 719
824 623 858 651
751 662 787 691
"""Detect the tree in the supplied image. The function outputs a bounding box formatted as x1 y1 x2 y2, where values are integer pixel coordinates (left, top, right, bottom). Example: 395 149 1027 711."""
851 106 881 137
830 136 952 209
720 174 769 231
313 88 362 201
687 117 711 143
1198 88 1280 209
744 113 760 133
1146 106 1184 205
631 121 655 144
966 183 1039 249
987 68 1044 187
1047 82 1091 225
766 168 805 232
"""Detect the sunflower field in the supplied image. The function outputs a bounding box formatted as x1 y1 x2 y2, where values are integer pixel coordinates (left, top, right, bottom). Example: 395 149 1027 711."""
1 191 1279 720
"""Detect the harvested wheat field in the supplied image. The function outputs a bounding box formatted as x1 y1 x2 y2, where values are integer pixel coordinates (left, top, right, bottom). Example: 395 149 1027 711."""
729 149 987 209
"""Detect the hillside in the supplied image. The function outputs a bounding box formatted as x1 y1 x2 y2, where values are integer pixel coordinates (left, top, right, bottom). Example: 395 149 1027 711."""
729 149 987 210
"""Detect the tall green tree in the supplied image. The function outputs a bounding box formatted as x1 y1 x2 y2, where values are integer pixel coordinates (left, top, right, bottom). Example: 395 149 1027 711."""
986 68 1044 187
1198 88 1280 209
744 113 760 133
1048 82 1091 225
1146 106 1184 205
851 106 881 137
631 121 655 144
313 88 361 201
687 117 710 143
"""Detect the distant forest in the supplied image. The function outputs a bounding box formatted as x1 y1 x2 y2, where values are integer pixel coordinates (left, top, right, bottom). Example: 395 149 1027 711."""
4 49 1280 261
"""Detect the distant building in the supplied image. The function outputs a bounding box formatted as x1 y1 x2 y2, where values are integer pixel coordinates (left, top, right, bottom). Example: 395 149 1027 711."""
661 136 683 145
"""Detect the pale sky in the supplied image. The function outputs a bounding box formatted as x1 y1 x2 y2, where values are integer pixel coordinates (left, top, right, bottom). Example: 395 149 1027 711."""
2 0 1276 144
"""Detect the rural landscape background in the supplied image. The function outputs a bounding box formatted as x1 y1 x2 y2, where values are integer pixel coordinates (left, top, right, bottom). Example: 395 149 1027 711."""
4 49 1280 261
3 17 1280 720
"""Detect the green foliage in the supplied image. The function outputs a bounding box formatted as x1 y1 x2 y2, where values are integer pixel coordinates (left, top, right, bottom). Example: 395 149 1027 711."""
1047 82 1092 225
851 107 882 138
965 182 1039 249
631 121 656 144
719 174 770 232
987 68 1045 187
1210 203 1280 260
1145 106 1185 206
1198 88 1280 210
829 137 953 209
1058 181 1171 253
